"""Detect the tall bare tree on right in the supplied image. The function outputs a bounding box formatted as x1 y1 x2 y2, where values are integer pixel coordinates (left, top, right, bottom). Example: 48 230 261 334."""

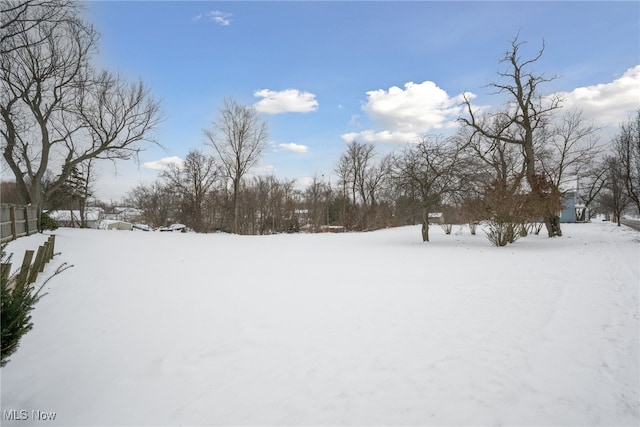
599 156 629 226
613 110 640 215
460 36 563 237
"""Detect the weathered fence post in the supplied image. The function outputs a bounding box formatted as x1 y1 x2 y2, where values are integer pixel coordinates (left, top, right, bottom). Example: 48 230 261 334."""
15 250 34 290
28 246 46 284
4 234 60 291
39 241 49 272
47 235 56 262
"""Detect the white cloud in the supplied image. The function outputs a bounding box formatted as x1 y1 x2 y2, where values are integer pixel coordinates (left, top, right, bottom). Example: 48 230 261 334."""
343 68 640 146
278 143 309 153
343 81 471 144
194 11 232 26
554 65 640 127
142 156 184 171
341 130 420 145
254 89 319 114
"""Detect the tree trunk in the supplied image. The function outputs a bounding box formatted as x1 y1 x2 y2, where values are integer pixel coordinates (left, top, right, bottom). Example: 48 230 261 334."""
79 198 87 228
232 179 240 234
421 210 430 242
543 214 563 237
553 215 562 236
28 181 44 233
543 217 553 237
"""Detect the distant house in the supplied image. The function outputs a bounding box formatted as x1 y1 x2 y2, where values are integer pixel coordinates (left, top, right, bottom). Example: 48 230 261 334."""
559 177 588 223
47 209 101 228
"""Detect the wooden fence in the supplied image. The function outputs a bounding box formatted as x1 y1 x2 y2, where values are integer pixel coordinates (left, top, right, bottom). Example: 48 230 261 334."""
1 235 56 292
0 204 39 244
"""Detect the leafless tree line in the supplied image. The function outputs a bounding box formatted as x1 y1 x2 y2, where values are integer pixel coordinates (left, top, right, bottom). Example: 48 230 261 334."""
126 157 300 234
601 110 640 225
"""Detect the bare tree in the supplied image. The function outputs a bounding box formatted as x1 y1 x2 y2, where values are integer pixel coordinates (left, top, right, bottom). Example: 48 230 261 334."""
338 141 376 209
577 161 607 220
539 110 601 192
613 110 640 214
334 152 355 228
204 98 268 234
302 175 331 231
126 181 179 229
334 141 393 230
462 117 526 190
460 35 563 237
161 150 218 232
392 136 466 242
1 1 161 218
363 154 394 229
255 175 298 234
599 156 630 226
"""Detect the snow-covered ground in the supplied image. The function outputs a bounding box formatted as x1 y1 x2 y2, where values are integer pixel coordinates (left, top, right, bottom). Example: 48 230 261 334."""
1 223 638 426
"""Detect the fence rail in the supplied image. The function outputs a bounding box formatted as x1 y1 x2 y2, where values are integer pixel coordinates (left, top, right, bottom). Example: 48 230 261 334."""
1 235 56 292
0 204 38 244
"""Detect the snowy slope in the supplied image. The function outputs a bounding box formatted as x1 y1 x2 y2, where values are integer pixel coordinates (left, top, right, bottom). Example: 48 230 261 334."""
1 223 638 426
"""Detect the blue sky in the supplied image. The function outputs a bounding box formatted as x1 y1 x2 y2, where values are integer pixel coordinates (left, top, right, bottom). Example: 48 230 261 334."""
83 1 640 202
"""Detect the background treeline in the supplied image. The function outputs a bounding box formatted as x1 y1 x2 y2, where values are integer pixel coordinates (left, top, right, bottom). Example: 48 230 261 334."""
121 107 639 245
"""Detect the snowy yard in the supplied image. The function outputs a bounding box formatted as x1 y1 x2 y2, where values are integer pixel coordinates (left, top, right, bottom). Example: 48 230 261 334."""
1 222 638 426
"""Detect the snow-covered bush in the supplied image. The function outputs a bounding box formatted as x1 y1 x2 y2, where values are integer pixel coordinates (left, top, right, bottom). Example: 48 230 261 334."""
0 245 70 367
